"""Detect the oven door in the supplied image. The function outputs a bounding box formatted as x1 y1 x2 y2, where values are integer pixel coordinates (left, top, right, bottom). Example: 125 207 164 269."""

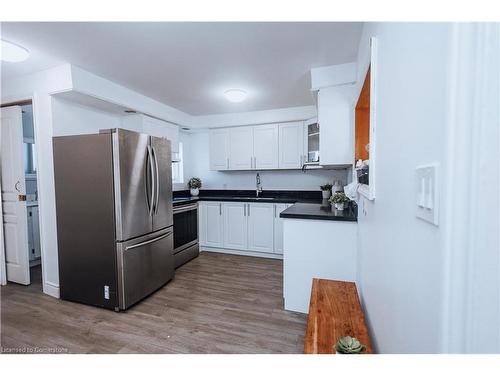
173 203 198 253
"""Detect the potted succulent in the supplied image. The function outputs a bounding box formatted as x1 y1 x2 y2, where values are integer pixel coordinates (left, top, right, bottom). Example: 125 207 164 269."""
320 183 333 199
335 336 366 354
187 177 202 196
329 192 350 211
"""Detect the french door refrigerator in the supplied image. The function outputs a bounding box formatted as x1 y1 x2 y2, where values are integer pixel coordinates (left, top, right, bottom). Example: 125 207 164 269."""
53 128 174 311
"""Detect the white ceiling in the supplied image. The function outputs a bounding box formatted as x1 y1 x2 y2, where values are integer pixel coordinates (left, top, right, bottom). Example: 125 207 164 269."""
1 22 363 115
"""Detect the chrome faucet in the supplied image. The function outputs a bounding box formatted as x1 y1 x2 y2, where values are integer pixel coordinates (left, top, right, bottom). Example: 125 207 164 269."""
256 173 263 197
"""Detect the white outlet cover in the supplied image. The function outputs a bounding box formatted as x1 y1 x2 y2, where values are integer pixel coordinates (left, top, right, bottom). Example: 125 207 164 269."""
415 163 439 226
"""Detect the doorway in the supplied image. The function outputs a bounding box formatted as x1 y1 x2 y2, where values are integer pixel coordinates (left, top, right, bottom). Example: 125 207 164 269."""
0 101 42 290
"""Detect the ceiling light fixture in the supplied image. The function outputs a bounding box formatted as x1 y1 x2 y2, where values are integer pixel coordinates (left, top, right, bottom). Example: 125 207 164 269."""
1 39 30 62
224 89 247 103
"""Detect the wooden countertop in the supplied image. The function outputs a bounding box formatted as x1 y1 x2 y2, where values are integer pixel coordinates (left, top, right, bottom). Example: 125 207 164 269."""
304 279 373 354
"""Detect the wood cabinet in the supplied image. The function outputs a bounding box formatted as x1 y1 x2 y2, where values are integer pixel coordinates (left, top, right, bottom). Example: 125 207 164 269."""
278 122 304 169
253 124 279 169
247 203 274 253
273 203 292 254
209 129 230 170
199 202 223 248
223 202 248 250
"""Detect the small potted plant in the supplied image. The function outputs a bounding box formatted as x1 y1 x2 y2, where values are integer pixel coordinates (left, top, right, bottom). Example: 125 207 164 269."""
335 336 366 354
320 183 333 199
329 192 350 211
187 177 202 196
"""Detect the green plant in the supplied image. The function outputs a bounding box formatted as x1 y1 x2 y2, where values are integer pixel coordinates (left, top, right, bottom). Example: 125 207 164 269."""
320 183 333 191
187 177 202 189
329 192 350 204
335 336 366 354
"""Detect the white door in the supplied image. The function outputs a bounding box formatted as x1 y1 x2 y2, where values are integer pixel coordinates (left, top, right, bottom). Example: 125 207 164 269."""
273 203 292 254
223 202 247 250
229 127 253 170
1 106 30 285
247 203 274 253
199 202 223 247
253 124 279 169
209 129 230 170
279 122 304 169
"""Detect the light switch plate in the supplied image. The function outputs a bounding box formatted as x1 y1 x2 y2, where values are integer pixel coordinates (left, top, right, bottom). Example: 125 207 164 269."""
416 163 439 226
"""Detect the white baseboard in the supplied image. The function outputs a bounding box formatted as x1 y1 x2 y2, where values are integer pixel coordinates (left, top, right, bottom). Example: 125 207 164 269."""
43 281 60 299
200 246 283 260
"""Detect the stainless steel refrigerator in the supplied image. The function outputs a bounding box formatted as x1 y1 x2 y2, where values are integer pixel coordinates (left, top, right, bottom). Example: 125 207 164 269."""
53 128 174 311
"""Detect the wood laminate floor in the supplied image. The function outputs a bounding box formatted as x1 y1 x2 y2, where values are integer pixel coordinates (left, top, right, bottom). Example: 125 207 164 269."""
1 252 306 354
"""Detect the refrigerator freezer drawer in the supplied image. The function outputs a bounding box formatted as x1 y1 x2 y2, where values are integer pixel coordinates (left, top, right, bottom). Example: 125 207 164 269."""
116 227 174 310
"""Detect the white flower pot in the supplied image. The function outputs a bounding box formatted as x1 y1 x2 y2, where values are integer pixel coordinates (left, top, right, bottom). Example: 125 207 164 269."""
322 191 331 199
334 202 344 211
190 188 199 196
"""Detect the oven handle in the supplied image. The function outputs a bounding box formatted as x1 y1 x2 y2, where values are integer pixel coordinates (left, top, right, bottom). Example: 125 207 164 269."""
173 203 198 214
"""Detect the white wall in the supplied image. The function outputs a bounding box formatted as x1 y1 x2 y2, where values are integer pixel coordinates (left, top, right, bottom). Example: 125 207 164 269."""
352 23 466 353
182 131 348 191
52 97 122 136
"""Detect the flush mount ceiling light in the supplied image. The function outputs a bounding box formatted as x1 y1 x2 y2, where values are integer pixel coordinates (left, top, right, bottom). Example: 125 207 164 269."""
224 89 247 103
1 39 30 62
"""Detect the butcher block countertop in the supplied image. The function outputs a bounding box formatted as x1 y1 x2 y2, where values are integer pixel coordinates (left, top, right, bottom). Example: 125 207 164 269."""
304 279 373 354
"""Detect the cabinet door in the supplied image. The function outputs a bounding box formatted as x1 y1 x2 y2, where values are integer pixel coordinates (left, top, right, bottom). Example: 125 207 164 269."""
209 129 230 170
318 87 353 166
199 202 223 247
223 202 248 250
273 203 292 254
253 124 279 169
247 203 274 253
229 127 253 170
279 122 304 169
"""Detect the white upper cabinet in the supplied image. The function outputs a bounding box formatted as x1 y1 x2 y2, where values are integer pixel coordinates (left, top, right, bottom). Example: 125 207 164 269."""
223 202 248 250
209 129 230 170
122 114 180 161
247 203 275 253
253 124 279 169
279 122 304 169
317 86 353 166
209 121 304 171
229 127 254 170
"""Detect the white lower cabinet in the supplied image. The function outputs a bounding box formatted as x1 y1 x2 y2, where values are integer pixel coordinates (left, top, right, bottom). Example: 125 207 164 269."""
247 203 274 253
200 201 289 257
199 202 223 247
273 203 292 254
223 202 248 250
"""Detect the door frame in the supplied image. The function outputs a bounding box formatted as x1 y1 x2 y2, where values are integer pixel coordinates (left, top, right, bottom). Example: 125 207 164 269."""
1 95 46 289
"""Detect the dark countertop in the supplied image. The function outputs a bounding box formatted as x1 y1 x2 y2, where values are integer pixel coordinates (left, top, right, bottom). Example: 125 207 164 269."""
279 202 357 222
173 189 323 206
172 189 357 222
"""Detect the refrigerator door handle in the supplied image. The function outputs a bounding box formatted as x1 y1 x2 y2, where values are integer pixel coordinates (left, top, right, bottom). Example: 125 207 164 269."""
125 230 173 251
152 146 160 215
147 145 155 216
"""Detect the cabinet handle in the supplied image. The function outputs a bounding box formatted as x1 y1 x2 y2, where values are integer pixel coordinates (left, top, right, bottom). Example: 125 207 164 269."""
274 204 276 218
219 203 222 216
227 158 229 169
248 204 250 216
244 204 246 216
